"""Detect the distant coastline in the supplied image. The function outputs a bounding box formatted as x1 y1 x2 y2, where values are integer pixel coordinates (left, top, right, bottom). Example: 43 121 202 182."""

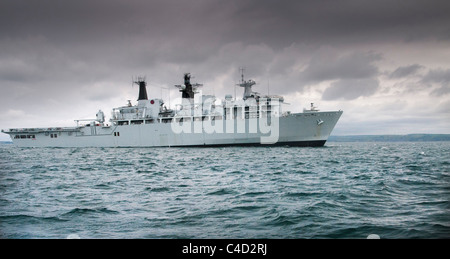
328 134 450 142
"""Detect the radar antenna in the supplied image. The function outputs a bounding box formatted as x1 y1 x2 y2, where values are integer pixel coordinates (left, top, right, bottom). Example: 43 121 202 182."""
237 67 257 100
174 73 203 99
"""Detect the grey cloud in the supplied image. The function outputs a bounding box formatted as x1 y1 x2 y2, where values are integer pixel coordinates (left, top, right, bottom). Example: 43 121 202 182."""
432 85 450 96
233 0 450 45
436 100 450 114
422 68 450 84
1 0 448 80
389 64 424 78
422 68 450 96
0 0 446 94
301 50 381 83
0 59 39 83
322 78 380 100
2 0 450 50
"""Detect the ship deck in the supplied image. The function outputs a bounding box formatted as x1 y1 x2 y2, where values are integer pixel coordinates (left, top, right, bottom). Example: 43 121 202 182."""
2 127 80 134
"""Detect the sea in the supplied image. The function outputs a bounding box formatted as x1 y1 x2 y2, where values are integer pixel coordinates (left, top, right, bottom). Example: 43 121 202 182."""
0 142 449 239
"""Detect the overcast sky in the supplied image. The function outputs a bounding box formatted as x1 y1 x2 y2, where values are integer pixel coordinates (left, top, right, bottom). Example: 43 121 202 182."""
1 0 450 141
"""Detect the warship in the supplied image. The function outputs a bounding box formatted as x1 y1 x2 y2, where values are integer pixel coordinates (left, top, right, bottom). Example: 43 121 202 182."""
2 71 343 147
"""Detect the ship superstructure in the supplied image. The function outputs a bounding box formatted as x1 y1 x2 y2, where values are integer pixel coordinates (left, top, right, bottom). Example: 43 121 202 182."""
2 71 343 147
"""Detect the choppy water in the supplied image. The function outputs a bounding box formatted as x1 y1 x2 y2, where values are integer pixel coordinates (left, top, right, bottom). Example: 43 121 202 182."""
0 142 449 239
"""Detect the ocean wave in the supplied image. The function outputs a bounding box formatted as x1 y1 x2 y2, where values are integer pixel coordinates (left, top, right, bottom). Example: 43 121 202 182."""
206 188 237 196
1 142 449 238
0 214 67 223
145 186 170 192
61 207 119 217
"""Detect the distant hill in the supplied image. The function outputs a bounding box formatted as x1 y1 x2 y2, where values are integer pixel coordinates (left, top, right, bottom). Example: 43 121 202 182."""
328 134 450 142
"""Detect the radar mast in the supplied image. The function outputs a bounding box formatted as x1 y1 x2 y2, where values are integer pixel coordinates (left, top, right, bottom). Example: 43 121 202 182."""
238 67 257 100
174 73 203 100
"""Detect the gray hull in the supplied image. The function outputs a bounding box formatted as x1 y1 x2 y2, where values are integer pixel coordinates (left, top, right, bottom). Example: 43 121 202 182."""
4 111 342 148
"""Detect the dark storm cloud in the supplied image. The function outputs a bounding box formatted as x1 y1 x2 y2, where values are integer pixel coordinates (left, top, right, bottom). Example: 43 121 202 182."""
2 0 450 47
294 49 382 100
389 64 424 79
1 0 449 66
301 51 381 83
1 0 448 91
230 0 450 45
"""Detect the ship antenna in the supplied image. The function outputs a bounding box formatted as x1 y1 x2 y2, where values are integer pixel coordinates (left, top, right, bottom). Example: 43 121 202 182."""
234 80 236 101
240 67 245 84
237 67 244 100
